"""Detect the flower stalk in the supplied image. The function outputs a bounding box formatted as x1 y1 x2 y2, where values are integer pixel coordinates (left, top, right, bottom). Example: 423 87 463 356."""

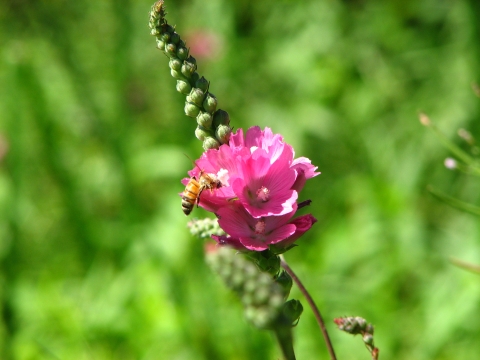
281 257 337 360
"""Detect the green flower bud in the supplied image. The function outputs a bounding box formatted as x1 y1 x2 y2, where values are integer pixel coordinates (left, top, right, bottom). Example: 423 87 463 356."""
177 47 189 61
165 24 174 34
197 112 213 128
169 58 182 71
195 126 211 141
177 39 186 48
184 102 200 118
156 39 165 51
191 72 200 84
187 88 206 107
275 271 293 299
181 61 197 78
160 32 170 43
215 124 231 144
187 217 225 238
170 69 187 81
281 299 303 326
176 80 192 95
213 109 230 127
165 43 177 58
195 76 209 92
170 32 180 44
203 136 220 150
203 93 218 113
363 333 374 347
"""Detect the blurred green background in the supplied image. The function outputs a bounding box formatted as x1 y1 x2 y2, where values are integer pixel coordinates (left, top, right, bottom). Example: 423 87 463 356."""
1 0 480 359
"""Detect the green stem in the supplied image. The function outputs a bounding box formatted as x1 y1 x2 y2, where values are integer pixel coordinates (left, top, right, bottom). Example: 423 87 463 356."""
281 257 337 360
273 325 296 360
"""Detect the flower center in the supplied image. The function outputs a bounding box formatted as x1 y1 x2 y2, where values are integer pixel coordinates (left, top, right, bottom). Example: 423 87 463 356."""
254 219 266 235
256 186 270 202
216 168 229 186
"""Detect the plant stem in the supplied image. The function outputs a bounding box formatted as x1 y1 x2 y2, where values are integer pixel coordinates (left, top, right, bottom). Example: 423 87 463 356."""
273 326 296 360
280 257 337 360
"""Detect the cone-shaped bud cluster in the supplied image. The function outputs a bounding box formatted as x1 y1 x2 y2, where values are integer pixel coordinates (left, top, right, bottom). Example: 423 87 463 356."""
149 1 232 150
334 316 379 359
334 316 372 335
187 218 225 239
206 245 289 329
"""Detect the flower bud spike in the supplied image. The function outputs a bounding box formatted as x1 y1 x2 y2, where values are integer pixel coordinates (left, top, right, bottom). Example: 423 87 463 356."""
149 2 233 148
188 218 225 238
334 316 379 360
205 245 288 330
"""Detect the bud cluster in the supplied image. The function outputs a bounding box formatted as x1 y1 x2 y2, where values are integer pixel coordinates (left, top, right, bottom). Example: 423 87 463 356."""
206 245 300 329
187 217 225 239
149 1 232 150
334 316 379 360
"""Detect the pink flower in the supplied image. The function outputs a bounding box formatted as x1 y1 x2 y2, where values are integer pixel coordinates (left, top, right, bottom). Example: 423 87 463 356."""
212 203 317 251
186 127 319 214
183 126 320 251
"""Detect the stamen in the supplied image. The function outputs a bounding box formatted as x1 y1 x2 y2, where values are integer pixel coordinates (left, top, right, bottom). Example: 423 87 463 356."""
256 186 270 202
254 219 266 235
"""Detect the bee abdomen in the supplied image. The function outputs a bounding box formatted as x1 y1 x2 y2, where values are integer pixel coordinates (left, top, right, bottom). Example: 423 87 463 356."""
182 179 200 216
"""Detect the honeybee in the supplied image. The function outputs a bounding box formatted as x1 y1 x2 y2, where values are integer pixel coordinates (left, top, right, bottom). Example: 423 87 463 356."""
182 170 221 215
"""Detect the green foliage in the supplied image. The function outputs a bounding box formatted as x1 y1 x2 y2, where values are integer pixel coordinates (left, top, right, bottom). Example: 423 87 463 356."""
0 0 479 359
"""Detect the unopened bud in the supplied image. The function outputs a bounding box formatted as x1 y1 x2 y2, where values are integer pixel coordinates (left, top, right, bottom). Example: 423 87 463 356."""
170 69 187 81
203 136 220 150
169 58 182 71
187 88 206 107
170 32 180 44
215 124 231 144
184 102 200 118
275 271 293 299
203 93 218 113
180 56 196 77
195 76 210 92
195 126 211 141
156 39 165 50
282 299 303 325
165 43 177 58
213 109 230 127
176 80 192 95
197 112 213 128
177 47 189 61
164 24 174 34
160 32 170 43
181 61 197 78
191 72 200 84
363 333 374 346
